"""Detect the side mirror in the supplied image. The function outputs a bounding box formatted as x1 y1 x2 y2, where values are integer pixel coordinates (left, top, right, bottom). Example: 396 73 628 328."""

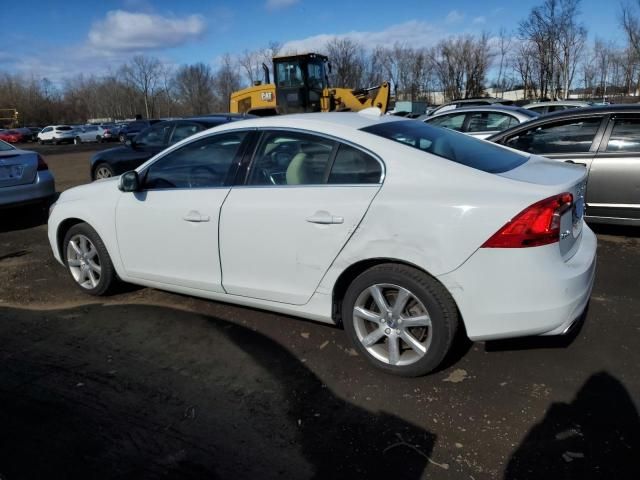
118 171 140 192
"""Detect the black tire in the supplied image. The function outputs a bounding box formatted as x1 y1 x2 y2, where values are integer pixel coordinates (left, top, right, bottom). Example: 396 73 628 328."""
92 162 115 180
62 223 118 296
342 263 459 377
38 139 43 145
74 136 81 145
119 134 126 143
53 139 59 145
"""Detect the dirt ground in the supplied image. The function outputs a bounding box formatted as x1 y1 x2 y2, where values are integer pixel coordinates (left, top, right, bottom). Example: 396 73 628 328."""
0 146 639 479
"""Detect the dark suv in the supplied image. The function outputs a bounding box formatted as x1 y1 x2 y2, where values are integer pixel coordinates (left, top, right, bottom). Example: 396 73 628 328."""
90 115 252 180
488 105 640 226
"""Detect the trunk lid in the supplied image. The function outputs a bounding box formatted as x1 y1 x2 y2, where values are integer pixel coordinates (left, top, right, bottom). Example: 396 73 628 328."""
0 150 38 188
499 155 588 260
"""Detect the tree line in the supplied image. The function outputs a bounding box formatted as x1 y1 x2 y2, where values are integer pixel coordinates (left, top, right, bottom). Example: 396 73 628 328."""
2 0 640 126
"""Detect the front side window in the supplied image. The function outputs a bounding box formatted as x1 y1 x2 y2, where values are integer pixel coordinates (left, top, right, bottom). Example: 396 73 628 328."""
143 132 246 190
427 113 466 131
328 144 382 184
249 132 335 185
504 117 602 154
135 124 172 147
527 106 546 114
605 118 640 152
307 61 326 89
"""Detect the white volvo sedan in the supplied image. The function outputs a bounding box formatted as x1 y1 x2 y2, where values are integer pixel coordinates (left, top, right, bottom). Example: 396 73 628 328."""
47 111 597 376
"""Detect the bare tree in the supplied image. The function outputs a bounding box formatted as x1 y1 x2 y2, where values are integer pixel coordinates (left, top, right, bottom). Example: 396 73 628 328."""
495 28 513 97
213 54 242 112
174 63 216 115
325 38 366 88
120 55 163 118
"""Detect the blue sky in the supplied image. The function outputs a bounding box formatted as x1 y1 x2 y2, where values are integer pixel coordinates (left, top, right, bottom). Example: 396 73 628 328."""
0 0 627 83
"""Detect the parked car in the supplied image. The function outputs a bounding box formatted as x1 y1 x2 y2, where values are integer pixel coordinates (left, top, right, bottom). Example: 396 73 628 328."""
71 125 106 144
522 101 591 115
37 125 76 145
423 106 539 139
0 129 27 143
117 120 161 143
0 139 55 208
90 115 251 180
49 112 596 376
488 104 640 226
99 124 120 142
426 98 514 117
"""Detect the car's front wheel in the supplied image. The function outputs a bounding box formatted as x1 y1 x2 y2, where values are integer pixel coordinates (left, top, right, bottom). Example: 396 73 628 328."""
93 163 114 180
342 263 459 377
74 136 81 145
63 223 117 296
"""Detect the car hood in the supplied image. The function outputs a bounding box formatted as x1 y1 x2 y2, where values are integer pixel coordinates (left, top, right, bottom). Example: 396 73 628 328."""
58 176 119 203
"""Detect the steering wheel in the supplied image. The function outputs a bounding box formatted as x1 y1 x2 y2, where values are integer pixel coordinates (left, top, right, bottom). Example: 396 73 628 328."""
259 168 277 185
188 165 220 188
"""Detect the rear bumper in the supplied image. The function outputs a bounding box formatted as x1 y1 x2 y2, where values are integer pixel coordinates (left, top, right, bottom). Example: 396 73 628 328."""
0 171 56 207
438 226 597 341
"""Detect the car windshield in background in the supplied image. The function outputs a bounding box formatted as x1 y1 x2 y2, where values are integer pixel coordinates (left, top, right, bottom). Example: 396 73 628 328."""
362 120 528 174
0 140 15 151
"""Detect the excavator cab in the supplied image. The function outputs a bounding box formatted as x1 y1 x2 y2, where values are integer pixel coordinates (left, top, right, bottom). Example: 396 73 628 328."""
273 53 329 114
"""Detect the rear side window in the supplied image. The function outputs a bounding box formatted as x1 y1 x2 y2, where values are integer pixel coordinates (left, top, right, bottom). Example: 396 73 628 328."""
170 123 203 144
362 120 528 174
504 117 602 154
328 144 381 184
56 126 72 131
466 112 518 132
605 118 640 152
427 113 465 131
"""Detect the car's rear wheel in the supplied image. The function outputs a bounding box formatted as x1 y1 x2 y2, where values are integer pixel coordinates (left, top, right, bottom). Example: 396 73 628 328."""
93 163 114 180
119 134 126 143
74 136 81 145
38 139 43 145
342 263 458 376
63 223 117 296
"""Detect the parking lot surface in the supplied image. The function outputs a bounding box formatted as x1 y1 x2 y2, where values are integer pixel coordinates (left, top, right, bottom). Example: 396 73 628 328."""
1 146 639 479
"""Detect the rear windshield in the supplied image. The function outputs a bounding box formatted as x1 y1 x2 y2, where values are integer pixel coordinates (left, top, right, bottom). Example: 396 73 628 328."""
361 120 528 174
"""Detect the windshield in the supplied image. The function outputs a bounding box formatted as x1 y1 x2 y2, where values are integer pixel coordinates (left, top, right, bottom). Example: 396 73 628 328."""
362 120 528 174
276 61 304 88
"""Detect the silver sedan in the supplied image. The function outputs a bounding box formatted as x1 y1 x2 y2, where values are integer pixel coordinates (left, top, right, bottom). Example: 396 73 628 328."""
0 140 55 208
423 106 539 139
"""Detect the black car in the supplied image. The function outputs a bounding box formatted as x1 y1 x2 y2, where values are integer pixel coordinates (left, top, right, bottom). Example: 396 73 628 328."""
90 115 252 180
117 120 161 143
487 104 640 226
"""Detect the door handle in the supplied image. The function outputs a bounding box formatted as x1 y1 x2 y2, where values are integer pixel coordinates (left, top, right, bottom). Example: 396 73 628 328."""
306 211 344 225
564 160 586 166
183 210 210 222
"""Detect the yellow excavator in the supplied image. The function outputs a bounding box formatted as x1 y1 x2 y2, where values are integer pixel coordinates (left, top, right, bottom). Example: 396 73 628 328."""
230 53 390 116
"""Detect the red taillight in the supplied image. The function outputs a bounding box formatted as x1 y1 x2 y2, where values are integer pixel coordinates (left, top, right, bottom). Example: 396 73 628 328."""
482 193 573 248
37 154 48 171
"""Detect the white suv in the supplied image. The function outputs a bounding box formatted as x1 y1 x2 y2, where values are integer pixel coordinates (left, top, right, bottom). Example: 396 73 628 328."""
71 125 106 144
37 125 75 145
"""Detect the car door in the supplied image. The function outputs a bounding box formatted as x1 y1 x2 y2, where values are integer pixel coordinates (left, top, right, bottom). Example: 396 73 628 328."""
39 127 53 141
219 130 384 305
115 130 249 292
587 115 640 221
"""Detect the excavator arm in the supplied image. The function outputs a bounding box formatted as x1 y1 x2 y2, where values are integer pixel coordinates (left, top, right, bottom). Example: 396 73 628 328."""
325 82 391 113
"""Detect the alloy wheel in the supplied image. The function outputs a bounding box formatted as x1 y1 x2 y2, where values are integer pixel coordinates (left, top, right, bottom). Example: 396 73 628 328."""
66 234 102 289
352 283 432 366
94 166 113 179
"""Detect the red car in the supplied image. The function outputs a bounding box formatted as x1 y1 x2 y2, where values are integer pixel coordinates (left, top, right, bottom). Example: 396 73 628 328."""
0 129 27 143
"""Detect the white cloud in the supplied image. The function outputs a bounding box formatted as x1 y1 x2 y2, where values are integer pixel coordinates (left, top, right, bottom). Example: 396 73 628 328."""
280 20 446 53
88 10 206 51
265 0 299 10
445 10 464 24
472 16 486 25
